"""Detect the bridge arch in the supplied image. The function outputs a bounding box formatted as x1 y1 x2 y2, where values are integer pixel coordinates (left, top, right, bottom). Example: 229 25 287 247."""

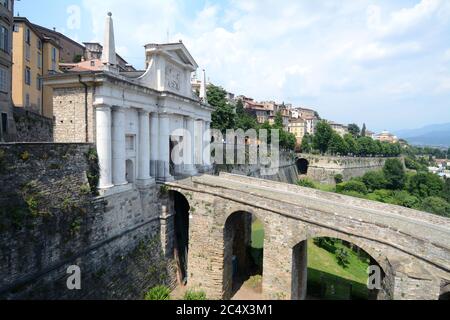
291 234 392 300
296 158 309 175
223 210 265 300
169 190 191 286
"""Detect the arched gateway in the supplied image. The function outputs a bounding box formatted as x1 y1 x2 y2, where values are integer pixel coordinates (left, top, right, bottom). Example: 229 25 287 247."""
166 173 450 300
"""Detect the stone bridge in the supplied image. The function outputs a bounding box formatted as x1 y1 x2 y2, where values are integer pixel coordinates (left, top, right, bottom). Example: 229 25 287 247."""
165 173 450 300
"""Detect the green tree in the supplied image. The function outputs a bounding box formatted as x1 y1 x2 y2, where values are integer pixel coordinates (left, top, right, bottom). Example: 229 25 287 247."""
208 85 236 133
347 124 361 137
421 197 450 217
383 159 406 190
235 99 245 116
313 121 333 154
336 180 368 195
357 137 375 157
361 123 367 137
235 99 258 131
447 148 450 159
335 248 350 268
328 132 348 155
344 134 358 155
280 130 297 151
391 191 420 209
362 171 387 192
407 172 444 198
301 134 313 153
274 112 284 129
442 179 450 202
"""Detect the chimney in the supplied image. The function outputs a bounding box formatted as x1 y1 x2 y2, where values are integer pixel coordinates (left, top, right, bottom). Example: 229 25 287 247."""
101 12 118 73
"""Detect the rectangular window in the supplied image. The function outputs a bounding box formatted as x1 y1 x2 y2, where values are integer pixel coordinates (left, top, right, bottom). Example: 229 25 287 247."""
1 113 7 135
36 74 41 91
0 66 8 92
0 25 9 53
25 94 30 107
25 44 30 61
37 52 42 69
25 67 31 85
13 24 19 33
26 28 31 44
37 39 42 50
51 47 58 71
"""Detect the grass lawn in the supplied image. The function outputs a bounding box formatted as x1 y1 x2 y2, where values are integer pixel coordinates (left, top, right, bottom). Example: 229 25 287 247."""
307 240 370 300
251 220 264 249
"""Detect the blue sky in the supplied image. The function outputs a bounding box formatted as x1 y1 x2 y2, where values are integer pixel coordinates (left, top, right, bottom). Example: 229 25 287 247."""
15 0 450 133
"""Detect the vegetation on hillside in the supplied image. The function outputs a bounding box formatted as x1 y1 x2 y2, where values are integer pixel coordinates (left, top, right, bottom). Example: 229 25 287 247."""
298 159 450 217
207 85 297 151
301 121 402 157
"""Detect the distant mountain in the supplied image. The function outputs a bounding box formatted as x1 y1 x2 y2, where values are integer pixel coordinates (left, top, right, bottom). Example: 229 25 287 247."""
395 123 450 148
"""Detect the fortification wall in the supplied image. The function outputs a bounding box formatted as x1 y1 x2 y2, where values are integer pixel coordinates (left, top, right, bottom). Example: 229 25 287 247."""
0 143 175 299
214 151 299 184
298 154 401 184
13 109 54 142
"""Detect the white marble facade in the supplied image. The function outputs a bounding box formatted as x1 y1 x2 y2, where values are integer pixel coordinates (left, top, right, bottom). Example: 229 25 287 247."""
49 13 213 194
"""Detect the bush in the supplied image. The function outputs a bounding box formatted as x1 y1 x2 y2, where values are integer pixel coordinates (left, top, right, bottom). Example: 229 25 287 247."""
335 248 350 268
183 290 207 300
336 180 368 195
144 286 171 300
391 191 420 209
383 159 406 190
247 275 263 289
407 172 444 198
334 174 344 184
421 197 450 218
297 179 316 189
362 171 387 192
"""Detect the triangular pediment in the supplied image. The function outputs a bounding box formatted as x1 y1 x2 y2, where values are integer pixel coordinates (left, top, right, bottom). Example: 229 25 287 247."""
145 42 198 71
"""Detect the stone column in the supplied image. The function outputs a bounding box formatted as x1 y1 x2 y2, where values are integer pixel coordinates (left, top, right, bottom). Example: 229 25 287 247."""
150 112 159 178
292 241 308 300
111 106 127 186
95 104 113 190
203 121 212 168
194 120 203 168
158 113 173 181
184 117 197 175
137 110 154 186
263 239 293 300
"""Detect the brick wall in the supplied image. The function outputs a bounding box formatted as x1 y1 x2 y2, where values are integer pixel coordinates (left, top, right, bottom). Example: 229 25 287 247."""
52 87 95 143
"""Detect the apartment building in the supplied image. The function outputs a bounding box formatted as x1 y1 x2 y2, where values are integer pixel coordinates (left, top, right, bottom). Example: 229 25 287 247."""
12 17 61 118
0 0 15 141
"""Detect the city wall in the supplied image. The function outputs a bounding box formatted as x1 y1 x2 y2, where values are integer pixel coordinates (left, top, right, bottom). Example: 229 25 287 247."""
214 149 299 184
0 143 175 299
298 154 402 185
13 108 54 143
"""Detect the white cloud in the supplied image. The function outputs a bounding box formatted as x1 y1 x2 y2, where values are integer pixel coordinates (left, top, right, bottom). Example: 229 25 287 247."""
82 0 450 130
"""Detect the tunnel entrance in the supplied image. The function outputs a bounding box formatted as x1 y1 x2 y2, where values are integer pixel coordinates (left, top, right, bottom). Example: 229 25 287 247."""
292 237 384 300
172 191 190 285
224 212 264 299
296 158 309 175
